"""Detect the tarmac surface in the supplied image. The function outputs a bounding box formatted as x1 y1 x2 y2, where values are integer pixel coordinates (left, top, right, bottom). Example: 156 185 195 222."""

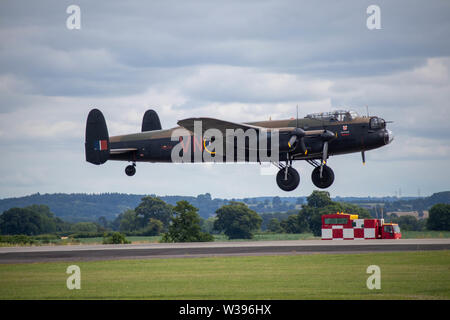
0 239 449 264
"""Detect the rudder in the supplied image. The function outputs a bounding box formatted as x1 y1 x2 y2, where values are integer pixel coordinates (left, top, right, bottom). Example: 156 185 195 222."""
142 109 162 132
85 108 110 165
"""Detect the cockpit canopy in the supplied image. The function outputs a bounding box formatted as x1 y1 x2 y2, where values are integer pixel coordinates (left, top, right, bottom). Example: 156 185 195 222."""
305 110 360 122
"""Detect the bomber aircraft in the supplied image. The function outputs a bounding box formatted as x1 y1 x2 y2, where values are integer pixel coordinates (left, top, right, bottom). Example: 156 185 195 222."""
85 108 393 191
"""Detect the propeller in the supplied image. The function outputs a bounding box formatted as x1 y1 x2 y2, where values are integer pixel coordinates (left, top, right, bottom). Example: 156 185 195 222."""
319 130 335 178
287 105 308 155
288 127 307 154
361 150 366 165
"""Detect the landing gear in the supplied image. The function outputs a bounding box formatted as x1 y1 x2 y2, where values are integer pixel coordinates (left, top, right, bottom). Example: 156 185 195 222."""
276 167 300 191
125 163 136 176
311 165 334 189
274 157 300 191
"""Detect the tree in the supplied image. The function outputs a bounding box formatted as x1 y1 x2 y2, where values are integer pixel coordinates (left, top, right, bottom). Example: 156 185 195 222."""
280 215 301 233
197 193 212 202
427 203 450 231
267 218 283 233
162 201 213 242
0 207 42 235
200 217 218 234
135 196 174 230
71 222 98 233
26 205 57 233
118 209 141 232
389 215 425 231
97 216 108 229
0 205 61 235
307 191 333 208
141 218 163 236
214 202 262 239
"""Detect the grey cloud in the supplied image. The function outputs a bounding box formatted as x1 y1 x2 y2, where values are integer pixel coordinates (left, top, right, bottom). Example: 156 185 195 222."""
0 0 449 198
2 0 450 98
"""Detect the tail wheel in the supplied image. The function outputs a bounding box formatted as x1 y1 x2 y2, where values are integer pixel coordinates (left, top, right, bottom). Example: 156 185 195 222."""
276 167 300 191
125 165 136 176
311 165 334 189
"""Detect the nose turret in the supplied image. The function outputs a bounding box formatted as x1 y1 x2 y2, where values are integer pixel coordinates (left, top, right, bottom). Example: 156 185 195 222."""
384 129 394 144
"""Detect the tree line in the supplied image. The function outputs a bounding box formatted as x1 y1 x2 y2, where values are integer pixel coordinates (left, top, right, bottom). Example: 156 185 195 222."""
1 191 449 243
1 191 448 224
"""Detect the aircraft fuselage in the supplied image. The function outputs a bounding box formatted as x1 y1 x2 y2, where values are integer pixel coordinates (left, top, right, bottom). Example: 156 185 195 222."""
108 116 392 163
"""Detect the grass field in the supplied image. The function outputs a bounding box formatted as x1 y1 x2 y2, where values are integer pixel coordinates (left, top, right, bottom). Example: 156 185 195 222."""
73 233 318 244
0 251 449 299
74 231 449 245
398 231 450 239
2 231 449 247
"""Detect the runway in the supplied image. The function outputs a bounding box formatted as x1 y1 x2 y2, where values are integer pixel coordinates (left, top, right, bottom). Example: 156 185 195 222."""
0 239 449 264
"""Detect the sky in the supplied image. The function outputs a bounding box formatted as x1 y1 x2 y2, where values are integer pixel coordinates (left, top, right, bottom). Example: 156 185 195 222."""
0 0 449 199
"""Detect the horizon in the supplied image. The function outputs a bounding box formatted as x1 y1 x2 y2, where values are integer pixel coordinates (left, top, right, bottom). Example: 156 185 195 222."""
2 190 447 201
1 1 449 198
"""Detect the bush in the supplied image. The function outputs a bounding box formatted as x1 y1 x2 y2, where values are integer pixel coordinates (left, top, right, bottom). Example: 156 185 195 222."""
0 234 36 245
102 232 131 244
68 232 106 238
33 234 59 244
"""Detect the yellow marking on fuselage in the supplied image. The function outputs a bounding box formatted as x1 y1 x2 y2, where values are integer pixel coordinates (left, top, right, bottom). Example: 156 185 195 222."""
203 138 216 154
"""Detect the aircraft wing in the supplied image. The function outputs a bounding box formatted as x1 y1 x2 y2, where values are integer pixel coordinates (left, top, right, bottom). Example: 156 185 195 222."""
177 117 264 136
177 117 328 137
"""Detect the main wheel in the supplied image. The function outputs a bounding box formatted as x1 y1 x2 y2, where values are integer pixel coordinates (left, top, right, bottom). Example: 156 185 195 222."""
311 165 334 189
276 167 300 191
125 165 136 176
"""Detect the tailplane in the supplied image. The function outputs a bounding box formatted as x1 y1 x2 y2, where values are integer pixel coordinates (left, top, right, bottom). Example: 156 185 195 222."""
85 108 109 165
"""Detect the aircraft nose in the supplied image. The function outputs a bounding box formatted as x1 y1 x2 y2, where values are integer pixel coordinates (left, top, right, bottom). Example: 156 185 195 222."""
384 129 394 144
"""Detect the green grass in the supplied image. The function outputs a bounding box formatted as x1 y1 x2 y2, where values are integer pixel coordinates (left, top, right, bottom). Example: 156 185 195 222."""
73 233 317 244
400 231 450 239
85 231 446 244
0 251 449 299
212 232 318 242
2 230 448 246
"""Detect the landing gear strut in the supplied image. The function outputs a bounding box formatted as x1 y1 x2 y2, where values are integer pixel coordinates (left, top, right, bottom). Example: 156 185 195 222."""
308 160 334 189
274 156 300 192
125 163 136 176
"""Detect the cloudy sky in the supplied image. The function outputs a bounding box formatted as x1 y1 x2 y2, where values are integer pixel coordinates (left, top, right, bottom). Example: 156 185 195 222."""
0 0 449 199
